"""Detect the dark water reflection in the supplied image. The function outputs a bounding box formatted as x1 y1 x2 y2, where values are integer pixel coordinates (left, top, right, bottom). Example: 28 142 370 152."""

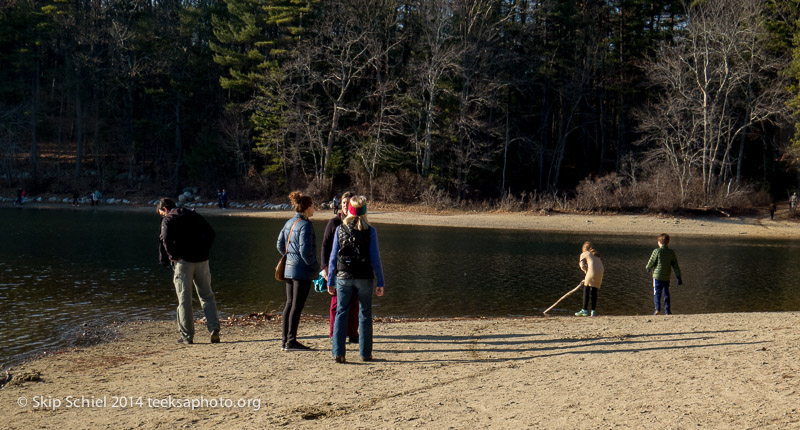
1 207 798 367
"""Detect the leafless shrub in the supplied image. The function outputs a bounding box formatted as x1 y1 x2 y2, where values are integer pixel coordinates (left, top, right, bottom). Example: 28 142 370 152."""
495 192 526 212
574 173 627 212
420 185 455 210
303 176 332 203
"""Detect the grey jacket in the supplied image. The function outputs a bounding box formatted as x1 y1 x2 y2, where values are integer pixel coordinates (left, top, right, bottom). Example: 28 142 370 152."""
277 214 320 281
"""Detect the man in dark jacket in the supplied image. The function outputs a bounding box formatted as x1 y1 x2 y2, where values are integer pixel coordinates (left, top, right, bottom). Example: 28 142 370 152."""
157 197 221 345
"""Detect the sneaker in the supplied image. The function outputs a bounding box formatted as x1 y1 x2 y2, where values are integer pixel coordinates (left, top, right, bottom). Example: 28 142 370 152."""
361 355 372 362
664 311 672 315
653 310 660 315
210 329 220 344
575 309 589 317
590 310 597 317
334 356 346 364
177 337 193 345
284 340 311 351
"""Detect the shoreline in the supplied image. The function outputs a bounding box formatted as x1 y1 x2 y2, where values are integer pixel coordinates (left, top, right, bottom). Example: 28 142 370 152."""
2 312 799 428
4 201 799 239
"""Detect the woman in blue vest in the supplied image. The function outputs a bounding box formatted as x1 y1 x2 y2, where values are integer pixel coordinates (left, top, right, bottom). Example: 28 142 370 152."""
326 195 385 363
276 191 320 351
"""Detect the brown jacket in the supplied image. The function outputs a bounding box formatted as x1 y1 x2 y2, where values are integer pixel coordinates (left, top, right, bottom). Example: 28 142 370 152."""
579 251 604 288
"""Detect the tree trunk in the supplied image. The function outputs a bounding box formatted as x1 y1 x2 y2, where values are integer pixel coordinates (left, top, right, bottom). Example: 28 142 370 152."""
29 48 40 181
173 98 182 187
323 100 342 176
422 92 434 178
74 74 83 179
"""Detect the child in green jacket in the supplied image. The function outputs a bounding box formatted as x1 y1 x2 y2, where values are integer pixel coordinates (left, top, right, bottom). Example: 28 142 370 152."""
645 233 683 315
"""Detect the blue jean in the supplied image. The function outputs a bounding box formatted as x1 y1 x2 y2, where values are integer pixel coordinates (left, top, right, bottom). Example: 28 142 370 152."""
173 260 220 340
653 279 671 314
332 278 373 359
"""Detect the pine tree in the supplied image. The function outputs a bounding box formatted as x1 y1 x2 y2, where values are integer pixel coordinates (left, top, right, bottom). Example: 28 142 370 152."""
211 0 319 181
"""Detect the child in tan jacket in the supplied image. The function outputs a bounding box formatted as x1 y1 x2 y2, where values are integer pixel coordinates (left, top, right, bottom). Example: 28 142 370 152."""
576 241 604 317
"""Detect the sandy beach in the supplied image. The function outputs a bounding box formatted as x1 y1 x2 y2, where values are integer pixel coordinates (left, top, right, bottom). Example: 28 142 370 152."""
2 313 799 429
2 204 800 428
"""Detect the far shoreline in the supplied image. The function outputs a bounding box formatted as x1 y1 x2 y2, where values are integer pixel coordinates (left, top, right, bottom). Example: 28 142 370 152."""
3 200 799 239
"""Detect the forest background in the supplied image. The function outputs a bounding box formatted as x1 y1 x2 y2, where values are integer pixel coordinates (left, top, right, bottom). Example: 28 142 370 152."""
3 0 800 213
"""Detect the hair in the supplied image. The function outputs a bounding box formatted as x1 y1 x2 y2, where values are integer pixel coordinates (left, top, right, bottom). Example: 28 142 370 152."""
157 198 176 213
339 191 354 215
658 233 670 246
289 191 313 214
582 241 599 256
343 195 370 231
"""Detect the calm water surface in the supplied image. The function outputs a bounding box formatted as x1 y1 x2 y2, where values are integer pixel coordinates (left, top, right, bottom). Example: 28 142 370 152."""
1 207 798 367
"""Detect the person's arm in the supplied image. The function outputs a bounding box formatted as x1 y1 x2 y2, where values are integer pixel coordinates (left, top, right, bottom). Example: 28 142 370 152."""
327 227 340 294
158 220 172 265
645 249 658 273
672 252 682 284
369 228 385 288
320 219 336 277
159 218 178 263
579 252 588 273
276 224 286 255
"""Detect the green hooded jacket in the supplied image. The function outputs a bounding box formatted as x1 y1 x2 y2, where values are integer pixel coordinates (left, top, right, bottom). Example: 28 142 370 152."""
645 245 681 282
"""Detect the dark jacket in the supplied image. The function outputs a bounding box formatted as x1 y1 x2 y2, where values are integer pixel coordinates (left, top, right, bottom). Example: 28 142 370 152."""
277 214 320 280
320 214 344 271
645 245 681 282
158 208 215 265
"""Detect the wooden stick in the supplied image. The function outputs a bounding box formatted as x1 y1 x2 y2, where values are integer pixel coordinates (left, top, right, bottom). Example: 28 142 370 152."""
543 281 584 315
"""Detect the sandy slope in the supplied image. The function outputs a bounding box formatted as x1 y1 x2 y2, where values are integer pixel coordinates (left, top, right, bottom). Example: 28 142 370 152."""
2 313 799 429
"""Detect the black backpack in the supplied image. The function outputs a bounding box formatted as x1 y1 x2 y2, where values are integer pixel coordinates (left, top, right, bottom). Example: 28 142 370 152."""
336 223 371 279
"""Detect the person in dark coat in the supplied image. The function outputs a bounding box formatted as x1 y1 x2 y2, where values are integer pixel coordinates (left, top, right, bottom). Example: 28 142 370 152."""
321 191 358 341
276 191 320 351
158 198 220 345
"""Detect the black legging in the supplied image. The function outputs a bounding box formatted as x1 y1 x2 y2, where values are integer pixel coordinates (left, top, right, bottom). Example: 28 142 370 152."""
582 286 598 311
283 279 311 343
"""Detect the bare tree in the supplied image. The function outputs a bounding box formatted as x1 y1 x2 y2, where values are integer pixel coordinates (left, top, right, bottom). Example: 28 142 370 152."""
409 0 463 178
638 0 789 203
308 0 380 177
352 0 405 198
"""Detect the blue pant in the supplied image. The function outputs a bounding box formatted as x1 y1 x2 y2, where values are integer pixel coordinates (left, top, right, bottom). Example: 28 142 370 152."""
332 278 374 359
653 279 671 314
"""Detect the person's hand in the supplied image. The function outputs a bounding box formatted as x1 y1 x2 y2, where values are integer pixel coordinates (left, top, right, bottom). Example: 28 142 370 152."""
322 269 328 281
327 285 335 296
677 277 683 286
376 287 384 297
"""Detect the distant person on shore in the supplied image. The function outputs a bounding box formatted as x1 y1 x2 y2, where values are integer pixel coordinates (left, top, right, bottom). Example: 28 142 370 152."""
575 241 604 317
321 191 359 341
332 195 340 215
276 191 320 351
791 193 798 213
221 189 228 209
91 190 101 206
14 189 23 205
72 190 80 206
769 202 777 220
327 195 385 363
646 233 683 315
217 189 223 208
157 198 221 345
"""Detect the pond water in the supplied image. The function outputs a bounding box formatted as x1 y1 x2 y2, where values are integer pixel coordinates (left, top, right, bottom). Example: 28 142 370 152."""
1 207 799 367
